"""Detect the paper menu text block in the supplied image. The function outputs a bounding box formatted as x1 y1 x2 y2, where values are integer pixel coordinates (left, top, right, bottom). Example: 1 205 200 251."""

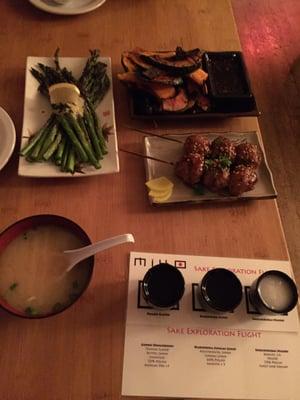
122 252 299 399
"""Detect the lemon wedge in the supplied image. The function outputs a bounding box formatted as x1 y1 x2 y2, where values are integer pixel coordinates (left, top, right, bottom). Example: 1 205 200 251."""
151 190 172 203
49 83 84 115
145 176 174 192
146 177 174 203
49 83 80 103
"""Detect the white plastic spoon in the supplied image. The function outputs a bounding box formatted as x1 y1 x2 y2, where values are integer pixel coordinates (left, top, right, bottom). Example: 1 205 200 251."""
64 233 135 272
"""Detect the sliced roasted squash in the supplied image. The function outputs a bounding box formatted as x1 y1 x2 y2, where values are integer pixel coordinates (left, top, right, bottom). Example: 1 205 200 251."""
186 78 202 97
139 47 201 62
189 68 208 85
149 82 176 99
118 72 176 99
121 53 138 72
162 89 189 112
196 94 210 111
141 68 183 86
140 54 201 75
137 49 177 59
127 52 152 70
117 71 139 83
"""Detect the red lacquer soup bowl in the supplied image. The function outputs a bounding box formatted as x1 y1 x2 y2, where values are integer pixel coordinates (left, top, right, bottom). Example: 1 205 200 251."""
0 214 94 319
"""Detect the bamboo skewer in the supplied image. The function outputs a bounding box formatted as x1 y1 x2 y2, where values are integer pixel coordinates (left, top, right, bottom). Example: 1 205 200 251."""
121 128 256 167
125 125 257 140
124 125 184 144
119 148 174 166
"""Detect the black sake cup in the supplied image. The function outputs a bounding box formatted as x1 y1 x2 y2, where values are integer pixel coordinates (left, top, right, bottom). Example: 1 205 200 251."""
142 263 185 309
198 268 243 312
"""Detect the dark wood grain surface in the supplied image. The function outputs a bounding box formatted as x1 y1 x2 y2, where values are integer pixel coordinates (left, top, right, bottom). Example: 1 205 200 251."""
0 1 297 399
232 0 300 283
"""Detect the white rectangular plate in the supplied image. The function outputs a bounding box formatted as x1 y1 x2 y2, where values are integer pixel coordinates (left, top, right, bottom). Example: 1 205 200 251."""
18 56 119 177
144 132 277 205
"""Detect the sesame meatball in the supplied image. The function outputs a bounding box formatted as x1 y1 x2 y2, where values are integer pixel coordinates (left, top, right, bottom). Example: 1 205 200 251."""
235 142 262 168
183 135 211 157
202 160 230 193
211 136 236 161
175 153 205 186
228 165 257 196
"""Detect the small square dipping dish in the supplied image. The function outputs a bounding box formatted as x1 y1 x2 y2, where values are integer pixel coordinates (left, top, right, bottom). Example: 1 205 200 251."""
203 51 256 112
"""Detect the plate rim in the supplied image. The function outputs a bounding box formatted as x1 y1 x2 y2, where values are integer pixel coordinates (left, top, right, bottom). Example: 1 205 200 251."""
28 0 106 15
129 91 260 120
144 131 277 206
0 106 16 171
18 55 119 178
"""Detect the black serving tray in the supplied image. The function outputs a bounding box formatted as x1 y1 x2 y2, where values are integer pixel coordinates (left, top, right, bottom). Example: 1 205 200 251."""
129 51 259 120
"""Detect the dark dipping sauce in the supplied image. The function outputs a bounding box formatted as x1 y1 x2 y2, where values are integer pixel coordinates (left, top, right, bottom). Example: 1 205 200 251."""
142 263 185 308
202 52 256 112
200 268 243 312
209 56 248 96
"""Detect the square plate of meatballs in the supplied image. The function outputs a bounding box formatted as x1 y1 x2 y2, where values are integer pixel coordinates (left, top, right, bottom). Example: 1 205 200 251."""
144 132 277 205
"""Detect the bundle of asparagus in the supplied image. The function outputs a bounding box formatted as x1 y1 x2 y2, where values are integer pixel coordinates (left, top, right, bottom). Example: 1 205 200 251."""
21 49 110 174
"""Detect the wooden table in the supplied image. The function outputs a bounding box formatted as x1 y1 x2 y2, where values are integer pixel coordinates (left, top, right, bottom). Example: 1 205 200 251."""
0 1 292 399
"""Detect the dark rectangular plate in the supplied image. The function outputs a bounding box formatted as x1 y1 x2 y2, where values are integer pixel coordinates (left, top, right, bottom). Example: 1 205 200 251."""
129 51 259 120
130 98 260 120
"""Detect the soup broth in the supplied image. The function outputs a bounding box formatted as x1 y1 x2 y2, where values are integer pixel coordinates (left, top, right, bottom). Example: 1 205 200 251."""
0 224 92 317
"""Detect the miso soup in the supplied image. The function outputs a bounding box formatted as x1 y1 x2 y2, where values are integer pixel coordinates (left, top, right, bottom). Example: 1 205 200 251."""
0 224 92 317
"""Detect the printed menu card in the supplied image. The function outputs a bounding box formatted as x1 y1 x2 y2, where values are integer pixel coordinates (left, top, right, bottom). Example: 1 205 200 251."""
122 252 299 399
